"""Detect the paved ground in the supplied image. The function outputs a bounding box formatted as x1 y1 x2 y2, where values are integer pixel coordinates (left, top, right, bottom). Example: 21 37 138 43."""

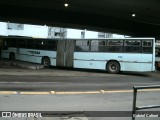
0 91 160 120
0 58 160 77
0 61 160 120
0 67 160 92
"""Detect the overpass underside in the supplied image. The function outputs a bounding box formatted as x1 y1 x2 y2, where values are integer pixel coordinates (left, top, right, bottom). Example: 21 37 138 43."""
0 0 160 38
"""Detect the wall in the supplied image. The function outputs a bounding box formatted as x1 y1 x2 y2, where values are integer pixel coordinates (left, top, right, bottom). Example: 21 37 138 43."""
0 22 49 38
23 24 48 38
85 30 98 38
66 28 83 38
0 22 8 36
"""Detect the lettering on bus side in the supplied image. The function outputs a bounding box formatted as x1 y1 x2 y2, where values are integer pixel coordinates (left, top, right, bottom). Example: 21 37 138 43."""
28 51 40 54
118 56 122 58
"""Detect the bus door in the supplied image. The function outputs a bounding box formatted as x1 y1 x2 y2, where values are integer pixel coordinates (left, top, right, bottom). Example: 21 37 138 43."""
56 39 75 67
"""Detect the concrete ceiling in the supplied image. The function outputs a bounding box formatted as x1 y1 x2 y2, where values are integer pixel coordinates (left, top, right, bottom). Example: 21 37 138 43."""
0 0 160 38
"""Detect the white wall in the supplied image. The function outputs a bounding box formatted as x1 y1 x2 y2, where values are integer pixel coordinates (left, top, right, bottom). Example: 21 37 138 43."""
8 30 24 36
85 30 98 38
24 24 48 38
0 22 8 36
67 29 99 39
112 34 125 38
66 28 83 38
0 22 49 38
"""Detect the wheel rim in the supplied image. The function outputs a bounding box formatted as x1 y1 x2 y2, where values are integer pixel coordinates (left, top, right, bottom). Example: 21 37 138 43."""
43 58 50 67
109 64 117 72
44 60 49 66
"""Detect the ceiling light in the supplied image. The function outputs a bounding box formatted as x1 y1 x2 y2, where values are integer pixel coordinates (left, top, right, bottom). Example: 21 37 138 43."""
64 3 69 7
132 13 136 17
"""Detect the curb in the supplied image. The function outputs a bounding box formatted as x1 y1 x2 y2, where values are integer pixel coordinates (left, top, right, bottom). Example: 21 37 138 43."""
0 89 160 95
0 60 44 70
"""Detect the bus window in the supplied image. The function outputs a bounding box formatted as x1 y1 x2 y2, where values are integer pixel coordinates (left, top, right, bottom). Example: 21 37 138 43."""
91 40 99 52
7 38 17 48
47 40 57 51
98 40 107 52
155 48 160 57
1 39 8 50
75 40 89 52
124 40 141 53
99 40 106 46
107 40 123 52
18 39 25 48
142 40 152 53
26 39 35 49
35 39 46 50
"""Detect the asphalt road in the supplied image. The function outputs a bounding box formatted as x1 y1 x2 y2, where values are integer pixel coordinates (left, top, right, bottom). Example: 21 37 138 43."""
0 68 160 92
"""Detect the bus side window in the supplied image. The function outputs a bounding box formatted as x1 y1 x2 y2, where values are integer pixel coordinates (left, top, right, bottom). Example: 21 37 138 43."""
18 39 25 48
124 40 141 53
90 40 106 52
35 39 46 50
2 40 8 50
107 40 123 52
156 48 160 57
26 39 35 49
47 40 57 51
91 40 98 52
142 40 152 53
75 40 89 52
75 41 82 52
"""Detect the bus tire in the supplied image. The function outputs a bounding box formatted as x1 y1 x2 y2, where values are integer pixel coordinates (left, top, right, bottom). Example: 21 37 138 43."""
107 61 120 74
9 53 15 60
42 57 50 68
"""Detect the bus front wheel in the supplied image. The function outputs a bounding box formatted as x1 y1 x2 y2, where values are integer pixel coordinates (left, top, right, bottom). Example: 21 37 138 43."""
107 61 120 74
42 57 50 68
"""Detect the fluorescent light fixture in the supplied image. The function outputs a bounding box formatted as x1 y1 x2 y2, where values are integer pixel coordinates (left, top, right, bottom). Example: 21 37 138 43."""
132 13 136 17
64 3 69 7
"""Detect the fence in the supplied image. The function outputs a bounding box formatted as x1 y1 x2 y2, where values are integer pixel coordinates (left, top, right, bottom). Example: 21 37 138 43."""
132 85 160 120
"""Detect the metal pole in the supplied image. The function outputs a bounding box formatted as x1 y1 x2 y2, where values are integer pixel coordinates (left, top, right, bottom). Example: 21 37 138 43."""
132 88 137 120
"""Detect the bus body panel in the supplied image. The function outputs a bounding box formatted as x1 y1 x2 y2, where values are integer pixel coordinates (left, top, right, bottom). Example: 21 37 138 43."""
1 47 57 66
1 51 9 59
74 52 154 72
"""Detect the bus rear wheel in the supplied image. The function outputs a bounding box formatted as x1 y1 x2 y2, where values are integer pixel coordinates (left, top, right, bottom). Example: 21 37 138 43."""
42 57 50 68
107 61 120 74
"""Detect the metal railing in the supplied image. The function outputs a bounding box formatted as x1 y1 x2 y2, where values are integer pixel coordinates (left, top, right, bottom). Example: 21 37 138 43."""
132 85 160 120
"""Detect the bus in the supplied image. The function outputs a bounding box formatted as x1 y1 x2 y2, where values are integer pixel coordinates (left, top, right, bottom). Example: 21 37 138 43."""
0 37 155 73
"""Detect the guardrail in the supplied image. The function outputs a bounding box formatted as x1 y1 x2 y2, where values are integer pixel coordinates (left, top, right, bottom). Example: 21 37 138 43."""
132 85 160 120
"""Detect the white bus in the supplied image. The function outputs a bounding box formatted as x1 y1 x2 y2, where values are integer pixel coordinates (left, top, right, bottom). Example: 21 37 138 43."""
1 37 155 73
